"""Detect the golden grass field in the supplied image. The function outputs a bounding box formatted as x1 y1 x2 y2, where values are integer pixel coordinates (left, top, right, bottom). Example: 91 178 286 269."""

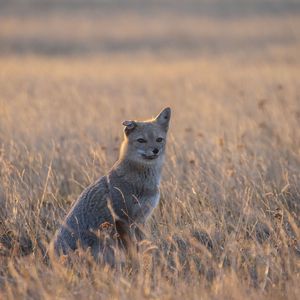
0 0 300 299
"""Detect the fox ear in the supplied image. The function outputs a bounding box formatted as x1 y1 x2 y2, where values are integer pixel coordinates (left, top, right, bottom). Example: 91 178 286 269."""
122 120 137 136
155 107 171 130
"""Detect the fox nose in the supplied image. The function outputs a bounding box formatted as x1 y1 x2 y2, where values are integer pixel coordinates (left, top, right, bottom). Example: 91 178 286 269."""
153 148 159 155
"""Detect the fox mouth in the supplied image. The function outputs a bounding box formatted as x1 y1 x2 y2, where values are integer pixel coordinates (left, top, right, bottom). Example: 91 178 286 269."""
142 154 159 160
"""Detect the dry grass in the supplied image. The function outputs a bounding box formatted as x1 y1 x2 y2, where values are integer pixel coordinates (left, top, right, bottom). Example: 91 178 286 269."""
0 1 300 299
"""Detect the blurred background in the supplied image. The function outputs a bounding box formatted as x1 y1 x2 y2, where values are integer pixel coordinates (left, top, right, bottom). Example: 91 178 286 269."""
0 0 299 58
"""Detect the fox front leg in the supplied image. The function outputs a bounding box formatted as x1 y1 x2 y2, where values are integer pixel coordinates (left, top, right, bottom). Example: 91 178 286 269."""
115 220 141 269
134 225 147 242
115 221 136 251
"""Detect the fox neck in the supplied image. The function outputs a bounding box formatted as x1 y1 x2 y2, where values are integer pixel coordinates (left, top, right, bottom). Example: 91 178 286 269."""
114 140 164 183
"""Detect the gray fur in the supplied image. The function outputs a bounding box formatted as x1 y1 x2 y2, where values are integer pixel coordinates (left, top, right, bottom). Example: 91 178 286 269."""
53 108 171 262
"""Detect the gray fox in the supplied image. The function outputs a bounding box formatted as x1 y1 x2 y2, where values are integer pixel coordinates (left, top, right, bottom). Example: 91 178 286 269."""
52 107 171 264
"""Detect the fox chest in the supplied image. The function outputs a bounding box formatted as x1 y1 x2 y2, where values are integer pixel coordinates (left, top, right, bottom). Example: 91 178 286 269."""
110 186 160 224
130 191 160 223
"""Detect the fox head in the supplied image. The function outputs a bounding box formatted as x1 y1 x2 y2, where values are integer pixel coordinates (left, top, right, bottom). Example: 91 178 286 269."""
120 107 171 164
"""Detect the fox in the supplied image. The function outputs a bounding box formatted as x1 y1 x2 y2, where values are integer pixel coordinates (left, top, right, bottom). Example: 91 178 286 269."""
52 107 171 264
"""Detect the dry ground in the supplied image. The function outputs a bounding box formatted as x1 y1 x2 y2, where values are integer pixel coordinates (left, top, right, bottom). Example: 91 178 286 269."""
0 0 300 299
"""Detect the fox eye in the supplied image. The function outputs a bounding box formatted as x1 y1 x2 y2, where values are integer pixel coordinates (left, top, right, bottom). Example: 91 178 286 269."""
137 138 147 143
156 137 163 142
